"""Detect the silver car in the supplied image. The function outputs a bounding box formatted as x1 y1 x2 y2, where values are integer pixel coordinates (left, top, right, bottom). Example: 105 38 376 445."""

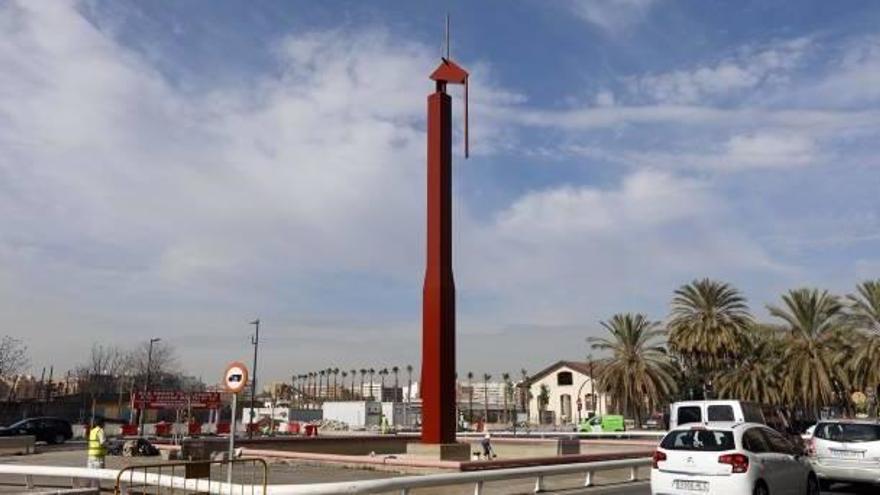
808 420 880 488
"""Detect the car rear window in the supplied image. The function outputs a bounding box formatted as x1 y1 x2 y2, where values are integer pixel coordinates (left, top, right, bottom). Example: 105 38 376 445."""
815 423 880 443
661 429 736 451
676 406 702 426
708 405 735 421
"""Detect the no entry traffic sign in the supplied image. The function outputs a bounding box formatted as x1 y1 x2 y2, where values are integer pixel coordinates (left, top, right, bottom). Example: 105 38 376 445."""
224 361 249 394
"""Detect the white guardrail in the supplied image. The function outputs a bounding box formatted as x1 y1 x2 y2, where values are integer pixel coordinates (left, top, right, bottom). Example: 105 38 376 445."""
0 457 651 494
459 430 666 440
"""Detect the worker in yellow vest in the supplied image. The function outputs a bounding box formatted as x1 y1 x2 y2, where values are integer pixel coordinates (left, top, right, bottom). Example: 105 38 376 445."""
87 417 107 469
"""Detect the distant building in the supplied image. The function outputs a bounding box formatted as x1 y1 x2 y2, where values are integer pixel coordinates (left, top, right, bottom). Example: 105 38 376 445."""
525 361 609 426
457 380 515 423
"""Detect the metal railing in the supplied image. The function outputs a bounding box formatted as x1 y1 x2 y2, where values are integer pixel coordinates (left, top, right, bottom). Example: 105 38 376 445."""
115 458 268 494
0 460 267 495
0 457 649 495
265 457 651 494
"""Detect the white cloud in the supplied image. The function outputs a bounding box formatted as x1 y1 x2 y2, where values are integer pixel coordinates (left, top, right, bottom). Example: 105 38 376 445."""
722 132 818 169
0 1 441 375
567 0 659 32
456 170 785 325
785 35 880 108
627 38 811 104
595 89 615 107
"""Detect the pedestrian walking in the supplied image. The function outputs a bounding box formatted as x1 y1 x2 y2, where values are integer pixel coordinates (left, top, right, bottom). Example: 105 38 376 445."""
480 433 496 459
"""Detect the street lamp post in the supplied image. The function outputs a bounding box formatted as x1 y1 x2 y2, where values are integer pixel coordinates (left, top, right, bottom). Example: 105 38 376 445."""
588 354 595 415
139 337 161 437
248 318 260 439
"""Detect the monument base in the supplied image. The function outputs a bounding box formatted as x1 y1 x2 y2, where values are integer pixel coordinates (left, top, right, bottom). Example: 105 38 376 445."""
406 441 471 461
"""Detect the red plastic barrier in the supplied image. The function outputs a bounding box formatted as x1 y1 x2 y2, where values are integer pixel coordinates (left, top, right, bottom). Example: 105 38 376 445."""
121 424 138 436
216 422 230 434
155 422 171 437
289 422 300 435
304 424 318 437
246 423 260 434
188 422 201 435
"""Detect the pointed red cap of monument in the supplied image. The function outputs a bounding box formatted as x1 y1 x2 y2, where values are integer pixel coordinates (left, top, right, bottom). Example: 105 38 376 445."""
430 58 468 84
429 58 470 158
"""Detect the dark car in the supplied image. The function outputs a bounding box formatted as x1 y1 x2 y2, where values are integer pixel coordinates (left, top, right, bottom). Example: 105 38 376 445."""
0 417 73 444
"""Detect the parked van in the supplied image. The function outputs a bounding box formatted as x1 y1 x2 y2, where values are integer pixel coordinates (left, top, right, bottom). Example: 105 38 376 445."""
669 400 765 430
578 414 625 433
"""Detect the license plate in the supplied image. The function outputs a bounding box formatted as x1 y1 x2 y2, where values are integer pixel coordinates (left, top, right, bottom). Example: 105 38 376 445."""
831 449 864 459
673 479 709 491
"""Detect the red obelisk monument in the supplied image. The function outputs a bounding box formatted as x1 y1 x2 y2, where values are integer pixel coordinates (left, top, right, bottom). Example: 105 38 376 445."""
412 46 470 459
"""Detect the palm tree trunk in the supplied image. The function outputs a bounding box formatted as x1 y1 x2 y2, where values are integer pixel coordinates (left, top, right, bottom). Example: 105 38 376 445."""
484 380 490 423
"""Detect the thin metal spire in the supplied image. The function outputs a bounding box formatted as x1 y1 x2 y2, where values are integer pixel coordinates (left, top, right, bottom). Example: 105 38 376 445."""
445 13 450 59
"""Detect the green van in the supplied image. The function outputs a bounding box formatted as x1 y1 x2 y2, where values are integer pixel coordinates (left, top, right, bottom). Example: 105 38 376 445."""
578 415 625 433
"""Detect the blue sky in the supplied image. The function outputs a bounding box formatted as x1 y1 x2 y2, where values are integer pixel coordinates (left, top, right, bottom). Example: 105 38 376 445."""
1 0 879 383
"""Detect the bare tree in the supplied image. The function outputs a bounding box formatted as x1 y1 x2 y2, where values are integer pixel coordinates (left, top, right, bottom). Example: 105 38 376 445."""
78 344 125 376
74 344 127 398
123 341 181 390
0 336 27 378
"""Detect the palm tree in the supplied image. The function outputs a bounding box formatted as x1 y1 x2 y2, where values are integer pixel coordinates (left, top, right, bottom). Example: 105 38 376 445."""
589 313 678 426
768 288 848 415
300 374 308 406
715 325 784 405
340 371 348 400
326 368 333 399
290 375 297 406
332 368 340 400
537 384 550 424
350 369 357 398
406 365 413 405
466 372 474 424
520 368 529 423
359 369 367 399
668 279 752 395
847 281 880 398
379 368 389 401
482 373 492 423
368 368 376 400
318 370 326 400
501 372 511 423
392 366 400 402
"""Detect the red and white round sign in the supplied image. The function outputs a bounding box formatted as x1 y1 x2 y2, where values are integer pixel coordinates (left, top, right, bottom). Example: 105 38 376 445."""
223 361 249 394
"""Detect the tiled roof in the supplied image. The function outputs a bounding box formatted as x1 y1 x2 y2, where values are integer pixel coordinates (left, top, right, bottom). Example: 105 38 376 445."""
525 360 600 384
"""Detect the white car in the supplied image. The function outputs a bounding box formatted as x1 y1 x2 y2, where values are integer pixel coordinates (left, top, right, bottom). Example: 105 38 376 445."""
651 422 818 495
808 420 880 488
669 401 765 429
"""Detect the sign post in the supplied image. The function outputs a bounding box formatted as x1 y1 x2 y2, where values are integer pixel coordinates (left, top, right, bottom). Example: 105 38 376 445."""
223 361 249 489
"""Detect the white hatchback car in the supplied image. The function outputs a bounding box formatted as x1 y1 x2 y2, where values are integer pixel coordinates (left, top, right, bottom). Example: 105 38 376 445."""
808 420 880 488
651 422 818 495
